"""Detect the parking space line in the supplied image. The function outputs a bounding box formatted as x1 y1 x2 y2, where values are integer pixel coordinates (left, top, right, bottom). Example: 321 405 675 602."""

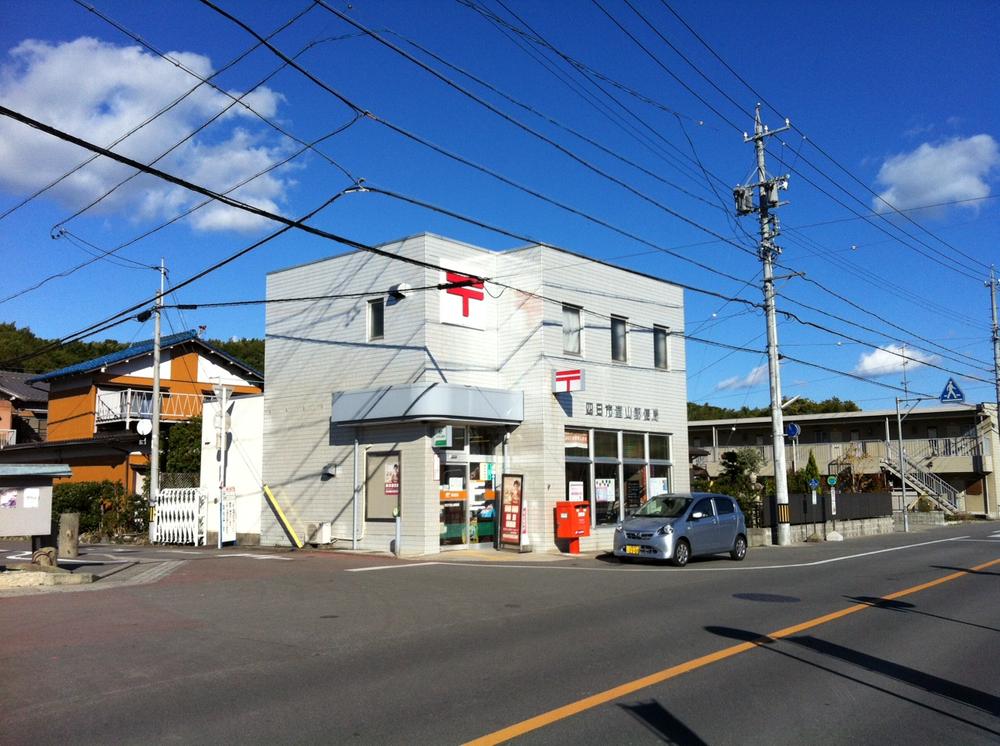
464 556 1000 745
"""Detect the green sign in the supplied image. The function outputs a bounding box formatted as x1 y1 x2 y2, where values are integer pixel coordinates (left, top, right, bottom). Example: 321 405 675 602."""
432 425 452 448
827 475 837 486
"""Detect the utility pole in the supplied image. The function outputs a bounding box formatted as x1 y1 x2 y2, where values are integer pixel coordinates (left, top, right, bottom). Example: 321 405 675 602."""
735 104 792 545
989 267 1000 411
213 382 231 549
149 260 165 514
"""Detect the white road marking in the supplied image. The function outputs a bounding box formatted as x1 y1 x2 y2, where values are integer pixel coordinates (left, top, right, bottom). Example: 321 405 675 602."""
348 562 444 572
345 536 972 573
214 553 293 561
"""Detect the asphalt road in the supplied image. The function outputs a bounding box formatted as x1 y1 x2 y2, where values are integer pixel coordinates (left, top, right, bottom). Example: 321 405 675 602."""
2 523 998 745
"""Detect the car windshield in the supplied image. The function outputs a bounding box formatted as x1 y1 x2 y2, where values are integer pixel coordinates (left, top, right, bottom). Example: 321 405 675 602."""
632 495 692 518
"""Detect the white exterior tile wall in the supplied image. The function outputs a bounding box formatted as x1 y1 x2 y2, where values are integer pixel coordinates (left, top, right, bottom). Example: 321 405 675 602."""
263 234 689 553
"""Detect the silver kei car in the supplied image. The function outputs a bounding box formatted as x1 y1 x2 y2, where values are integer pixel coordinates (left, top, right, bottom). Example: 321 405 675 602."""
612 493 748 566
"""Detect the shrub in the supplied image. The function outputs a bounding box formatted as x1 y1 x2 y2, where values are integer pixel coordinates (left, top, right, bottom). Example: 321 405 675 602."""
52 481 147 537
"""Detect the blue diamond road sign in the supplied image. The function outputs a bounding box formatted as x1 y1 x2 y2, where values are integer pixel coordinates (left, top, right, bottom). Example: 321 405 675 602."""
808 478 819 490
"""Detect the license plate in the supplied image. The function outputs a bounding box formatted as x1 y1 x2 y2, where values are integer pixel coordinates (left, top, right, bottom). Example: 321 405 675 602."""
625 545 640 555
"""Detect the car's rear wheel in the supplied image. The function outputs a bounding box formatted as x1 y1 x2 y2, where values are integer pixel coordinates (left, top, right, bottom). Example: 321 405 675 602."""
731 534 748 561
671 539 690 567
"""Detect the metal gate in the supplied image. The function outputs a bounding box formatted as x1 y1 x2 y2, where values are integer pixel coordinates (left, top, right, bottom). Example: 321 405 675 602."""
152 488 207 545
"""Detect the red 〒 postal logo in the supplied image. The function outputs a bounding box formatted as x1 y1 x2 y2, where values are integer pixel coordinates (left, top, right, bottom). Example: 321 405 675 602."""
445 272 484 317
553 369 585 393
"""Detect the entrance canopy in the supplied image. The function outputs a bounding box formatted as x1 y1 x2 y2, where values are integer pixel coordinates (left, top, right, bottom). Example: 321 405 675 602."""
331 384 523 426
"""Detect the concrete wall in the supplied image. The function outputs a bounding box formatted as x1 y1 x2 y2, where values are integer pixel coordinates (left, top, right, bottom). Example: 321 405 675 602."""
200 395 264 542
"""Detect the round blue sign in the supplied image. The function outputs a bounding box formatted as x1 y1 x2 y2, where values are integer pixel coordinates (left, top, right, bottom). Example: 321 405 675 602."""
785 423 801 438
827 475 838 486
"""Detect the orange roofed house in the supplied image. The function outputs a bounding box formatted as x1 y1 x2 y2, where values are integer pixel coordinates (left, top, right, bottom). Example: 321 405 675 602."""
0 330 261 493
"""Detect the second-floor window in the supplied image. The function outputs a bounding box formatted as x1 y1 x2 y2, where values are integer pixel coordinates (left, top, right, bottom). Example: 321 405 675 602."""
611 316 627 362
562 304 582 355
654 325 669 369
368 298 384 341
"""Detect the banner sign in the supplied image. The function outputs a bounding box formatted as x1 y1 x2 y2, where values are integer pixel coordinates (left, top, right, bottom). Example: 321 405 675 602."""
501 473 524 547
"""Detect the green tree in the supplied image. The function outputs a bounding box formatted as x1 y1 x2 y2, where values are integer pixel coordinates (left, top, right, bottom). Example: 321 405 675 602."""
210 337 264 375
164 417 203 473
688 397 861 421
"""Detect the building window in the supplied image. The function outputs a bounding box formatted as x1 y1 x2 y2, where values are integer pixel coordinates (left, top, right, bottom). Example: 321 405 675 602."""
563 305 582 355
654 325 669 369
611 316 627 362
648 434 670 461
368 298 384 341
622 432 644 459
594 430 618 458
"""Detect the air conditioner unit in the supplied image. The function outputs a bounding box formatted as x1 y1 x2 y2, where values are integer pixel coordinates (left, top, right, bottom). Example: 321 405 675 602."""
307 521 332 544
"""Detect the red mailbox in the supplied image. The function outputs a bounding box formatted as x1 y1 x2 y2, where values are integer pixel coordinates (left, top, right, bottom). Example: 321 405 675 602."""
555 501 590 553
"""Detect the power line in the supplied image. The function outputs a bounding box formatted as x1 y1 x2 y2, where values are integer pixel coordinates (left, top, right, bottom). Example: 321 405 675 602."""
462 0 722 192
657 0 991 276
581 0 988 281
459 0 989 354
383 27 724 214
305 1 757 258
74 0 360 178
52 9 360 232
360 180 995 385
1 115 360 307
0 1 317 225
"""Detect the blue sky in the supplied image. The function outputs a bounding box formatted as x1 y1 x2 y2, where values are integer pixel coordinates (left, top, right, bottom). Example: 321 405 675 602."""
0 0 997 410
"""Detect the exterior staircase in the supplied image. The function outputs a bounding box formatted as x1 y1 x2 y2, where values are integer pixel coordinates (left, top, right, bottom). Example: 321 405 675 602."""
881 452 960 514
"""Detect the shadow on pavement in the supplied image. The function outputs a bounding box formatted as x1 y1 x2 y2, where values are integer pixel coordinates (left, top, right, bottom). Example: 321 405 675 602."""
930 565 1000 577
705 625 1000 737
619 699 708 745
847 595 1000 634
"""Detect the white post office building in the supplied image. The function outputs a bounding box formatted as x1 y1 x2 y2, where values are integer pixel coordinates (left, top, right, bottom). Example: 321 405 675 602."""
262 234 688 554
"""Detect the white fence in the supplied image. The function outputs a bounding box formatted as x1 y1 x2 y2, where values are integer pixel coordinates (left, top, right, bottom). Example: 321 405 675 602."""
152 488 207 545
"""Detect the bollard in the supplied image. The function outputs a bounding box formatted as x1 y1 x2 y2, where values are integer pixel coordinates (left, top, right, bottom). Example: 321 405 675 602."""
58 512 80 558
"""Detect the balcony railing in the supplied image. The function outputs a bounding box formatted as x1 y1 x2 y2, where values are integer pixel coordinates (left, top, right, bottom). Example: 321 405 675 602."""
0 429 15 448
96 388 204 425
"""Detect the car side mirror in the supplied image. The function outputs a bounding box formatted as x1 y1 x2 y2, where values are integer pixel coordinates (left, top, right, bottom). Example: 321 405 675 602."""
690 511 705 520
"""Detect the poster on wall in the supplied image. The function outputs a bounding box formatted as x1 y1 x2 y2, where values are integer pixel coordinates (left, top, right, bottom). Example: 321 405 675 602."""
648 477 669 497
595 478 616 503
366 451 401 521
500 474 524 547
568 481 584 501
0 489 17 508
384 459 400 497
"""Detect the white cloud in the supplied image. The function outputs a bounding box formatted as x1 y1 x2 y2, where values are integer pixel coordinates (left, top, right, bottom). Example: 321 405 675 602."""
0 37 292 232
853 344 939 378
716 364 768 391
872 135 999 213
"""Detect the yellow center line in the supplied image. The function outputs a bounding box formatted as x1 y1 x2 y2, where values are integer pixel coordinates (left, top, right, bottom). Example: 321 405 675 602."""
465 557 1000 746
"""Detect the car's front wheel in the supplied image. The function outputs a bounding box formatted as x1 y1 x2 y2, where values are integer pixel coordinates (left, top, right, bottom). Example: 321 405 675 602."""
671 539 690 567
731 534 748 561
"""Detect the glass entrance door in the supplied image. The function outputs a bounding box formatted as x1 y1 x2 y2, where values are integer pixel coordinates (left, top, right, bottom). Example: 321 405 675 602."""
469 461 498 546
